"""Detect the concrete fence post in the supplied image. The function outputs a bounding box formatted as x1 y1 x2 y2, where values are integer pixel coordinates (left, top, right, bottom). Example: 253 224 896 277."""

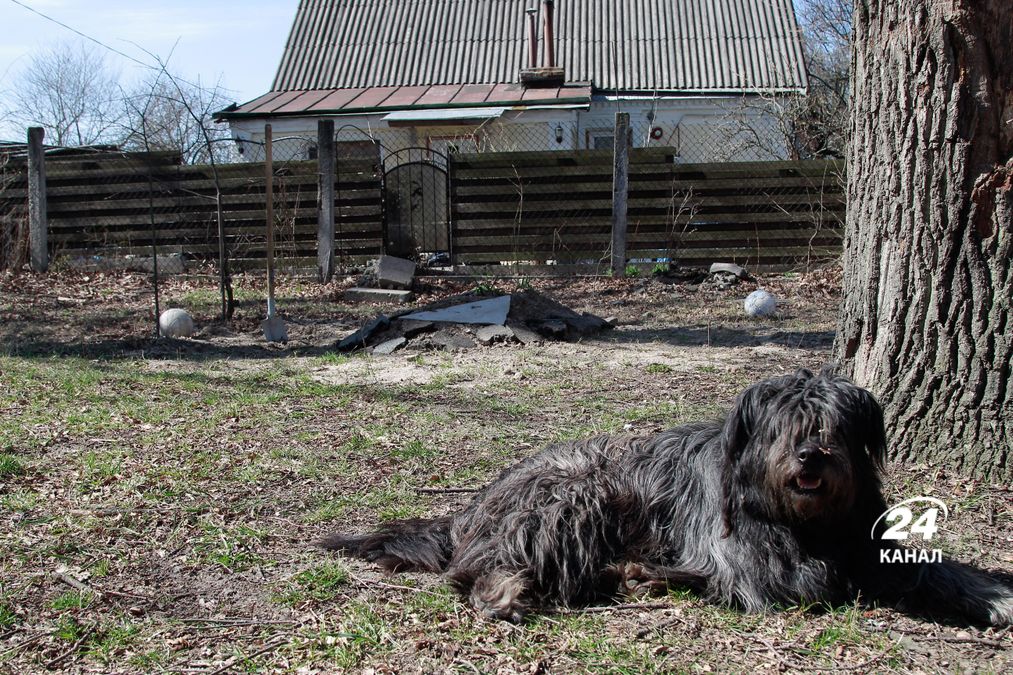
317 119 336 283
610 112 630 277
27 126 48 272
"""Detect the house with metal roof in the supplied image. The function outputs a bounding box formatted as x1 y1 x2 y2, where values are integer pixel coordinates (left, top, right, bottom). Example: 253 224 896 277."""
217 0 807 162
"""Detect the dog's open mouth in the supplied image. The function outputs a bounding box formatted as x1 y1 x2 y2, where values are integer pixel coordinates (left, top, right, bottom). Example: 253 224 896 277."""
792 474 824 493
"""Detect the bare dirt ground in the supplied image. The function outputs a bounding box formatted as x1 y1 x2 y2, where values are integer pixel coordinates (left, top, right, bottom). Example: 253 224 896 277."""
0 267 1010 673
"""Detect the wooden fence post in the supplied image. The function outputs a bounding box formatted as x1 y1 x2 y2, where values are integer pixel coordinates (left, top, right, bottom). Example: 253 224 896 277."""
610 112 630 277
27 126 48 272
317 119 336 283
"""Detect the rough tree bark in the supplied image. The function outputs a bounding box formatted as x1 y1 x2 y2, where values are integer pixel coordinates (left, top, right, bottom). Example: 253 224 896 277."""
836 0 1012 480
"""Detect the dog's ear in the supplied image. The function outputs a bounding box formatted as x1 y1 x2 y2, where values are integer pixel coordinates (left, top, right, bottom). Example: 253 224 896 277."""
720 377 786 460
719 377 787 536
845 383 887 470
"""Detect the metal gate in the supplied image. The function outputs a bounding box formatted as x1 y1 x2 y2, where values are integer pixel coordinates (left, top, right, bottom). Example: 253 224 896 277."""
382 148 450 264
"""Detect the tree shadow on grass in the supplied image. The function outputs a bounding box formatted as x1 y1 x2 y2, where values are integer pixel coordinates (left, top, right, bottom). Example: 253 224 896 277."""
601 325 836 351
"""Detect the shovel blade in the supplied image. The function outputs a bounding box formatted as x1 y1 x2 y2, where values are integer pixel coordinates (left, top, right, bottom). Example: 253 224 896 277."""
261 316 288 343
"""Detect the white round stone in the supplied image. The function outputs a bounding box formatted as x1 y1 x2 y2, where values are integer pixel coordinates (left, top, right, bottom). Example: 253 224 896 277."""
744 289 777 318
159 308 195 338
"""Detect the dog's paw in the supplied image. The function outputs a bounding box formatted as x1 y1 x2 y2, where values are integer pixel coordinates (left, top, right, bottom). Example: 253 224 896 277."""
618 562 669 598
987 591 1013 626
469 571 530 623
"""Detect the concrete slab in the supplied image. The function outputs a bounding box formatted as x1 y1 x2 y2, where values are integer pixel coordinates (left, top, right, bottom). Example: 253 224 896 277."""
337 315 390 352
431 331 475 351
709 262 747 279
398 320 435 338
533 319 567 338
476 325 514 346
373 337 407 355
344 287 414 304
376 255 416 289
506 323 542 345
401 295 511 325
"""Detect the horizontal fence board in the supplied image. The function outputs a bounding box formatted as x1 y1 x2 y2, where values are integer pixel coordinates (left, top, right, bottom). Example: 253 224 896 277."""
3 150 384 268
453 176 843 197
450 155 844 272
449 147 677 168
453 193 845 213
4 147 844 274
452 209 844 230
48 222 384 243
456 246 840 264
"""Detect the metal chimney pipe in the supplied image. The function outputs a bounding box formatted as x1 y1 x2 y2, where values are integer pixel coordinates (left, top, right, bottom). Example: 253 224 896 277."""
542 0 555 69
526 7 538 69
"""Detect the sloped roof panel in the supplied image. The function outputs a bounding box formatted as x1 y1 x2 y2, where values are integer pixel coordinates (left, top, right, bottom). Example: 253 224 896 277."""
272 0 807 94
220 83 593 118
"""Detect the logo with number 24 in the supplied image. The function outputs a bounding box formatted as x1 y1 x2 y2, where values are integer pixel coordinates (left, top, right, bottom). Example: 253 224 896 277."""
871 497 949 541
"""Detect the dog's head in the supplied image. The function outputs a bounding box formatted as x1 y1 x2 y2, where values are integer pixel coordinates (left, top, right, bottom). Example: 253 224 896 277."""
720 369 886 532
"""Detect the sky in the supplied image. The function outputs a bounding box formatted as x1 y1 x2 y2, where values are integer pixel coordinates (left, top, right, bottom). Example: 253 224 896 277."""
0 0 298 139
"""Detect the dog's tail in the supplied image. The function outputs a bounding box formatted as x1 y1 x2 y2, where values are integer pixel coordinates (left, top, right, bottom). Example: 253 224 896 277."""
320 517 453 573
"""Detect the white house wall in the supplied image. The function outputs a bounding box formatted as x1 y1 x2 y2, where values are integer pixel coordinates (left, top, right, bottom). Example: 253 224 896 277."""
225 95 788 163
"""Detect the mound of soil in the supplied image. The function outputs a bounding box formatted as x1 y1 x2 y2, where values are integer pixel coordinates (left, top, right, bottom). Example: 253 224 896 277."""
337 288 614 353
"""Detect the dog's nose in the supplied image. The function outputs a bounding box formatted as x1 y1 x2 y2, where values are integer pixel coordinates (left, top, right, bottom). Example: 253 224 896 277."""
796 446 819 464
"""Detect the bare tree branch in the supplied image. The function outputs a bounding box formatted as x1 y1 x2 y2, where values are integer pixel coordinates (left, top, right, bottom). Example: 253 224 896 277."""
6 41 124 147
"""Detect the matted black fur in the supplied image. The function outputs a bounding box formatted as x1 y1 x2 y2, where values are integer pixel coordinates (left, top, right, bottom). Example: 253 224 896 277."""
322 369 1013 625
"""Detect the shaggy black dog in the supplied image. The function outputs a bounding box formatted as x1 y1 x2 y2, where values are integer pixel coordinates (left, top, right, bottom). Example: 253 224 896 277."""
323 369 1013 625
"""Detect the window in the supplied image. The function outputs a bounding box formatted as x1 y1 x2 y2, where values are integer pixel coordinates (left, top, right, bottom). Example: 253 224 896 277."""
584 127 632 150
429 135 478 156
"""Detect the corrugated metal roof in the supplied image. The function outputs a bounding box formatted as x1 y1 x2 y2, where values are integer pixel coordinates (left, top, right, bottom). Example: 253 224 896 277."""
272 0 807 94
218 82 592 118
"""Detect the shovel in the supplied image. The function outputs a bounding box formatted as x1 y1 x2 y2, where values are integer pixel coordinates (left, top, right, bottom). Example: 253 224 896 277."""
261 124 288 343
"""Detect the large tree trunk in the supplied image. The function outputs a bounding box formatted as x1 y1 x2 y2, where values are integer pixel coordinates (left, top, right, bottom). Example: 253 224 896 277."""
836 0 1012 480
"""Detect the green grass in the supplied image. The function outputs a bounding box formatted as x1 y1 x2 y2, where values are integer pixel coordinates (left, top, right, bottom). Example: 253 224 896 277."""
0 488 38 513
0 603 19 629
275 562 350 605
90 559 111 578
802 603 876 658
392 439 438 461
327 602 393 669
86 620 141 665
51 591 94 611
0 283 971 673
0 453 25 477
55 615 88 642
191 523 269 571
305 479 426 524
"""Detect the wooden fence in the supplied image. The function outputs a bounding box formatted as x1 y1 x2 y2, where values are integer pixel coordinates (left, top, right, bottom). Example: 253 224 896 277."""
450 149 845 271
0 150 384 271
2 144 845 274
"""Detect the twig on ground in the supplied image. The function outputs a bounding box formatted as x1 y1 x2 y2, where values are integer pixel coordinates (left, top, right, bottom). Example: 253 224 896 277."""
829 634 904 671
44 625 95 669
0 632 45 658
177 617 297 626
562 601 672 614
69 506 174 516
635 612 693 639
54 572 103 600
747 634 798 671
206 636 289 675
414 487 479 494
922 635 1009 649
372 579 449 598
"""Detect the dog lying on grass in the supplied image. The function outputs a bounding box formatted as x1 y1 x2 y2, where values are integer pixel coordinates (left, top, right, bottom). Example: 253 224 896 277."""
323 369 1013 625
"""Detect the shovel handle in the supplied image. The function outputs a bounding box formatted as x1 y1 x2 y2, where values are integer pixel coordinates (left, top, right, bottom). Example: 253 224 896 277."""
265 124 275 317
